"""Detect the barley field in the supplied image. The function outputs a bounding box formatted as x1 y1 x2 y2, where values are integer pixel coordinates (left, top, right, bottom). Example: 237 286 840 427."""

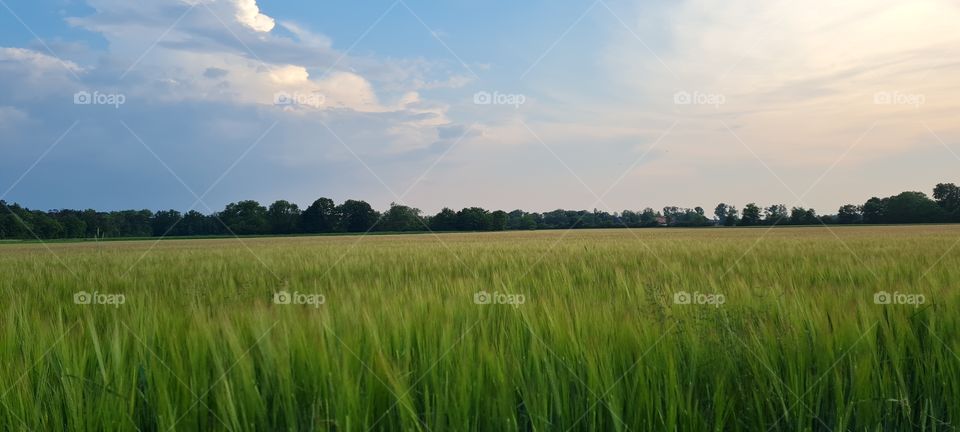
1 226 959 431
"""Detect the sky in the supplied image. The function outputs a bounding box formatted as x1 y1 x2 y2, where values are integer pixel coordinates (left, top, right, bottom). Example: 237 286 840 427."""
1 0 958 215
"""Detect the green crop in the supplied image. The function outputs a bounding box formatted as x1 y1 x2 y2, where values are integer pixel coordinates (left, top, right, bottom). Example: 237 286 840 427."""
1 226 958 431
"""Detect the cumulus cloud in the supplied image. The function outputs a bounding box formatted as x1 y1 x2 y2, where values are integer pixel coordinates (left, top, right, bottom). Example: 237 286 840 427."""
233 0 275 32
59 0 460 141
0 0 469 211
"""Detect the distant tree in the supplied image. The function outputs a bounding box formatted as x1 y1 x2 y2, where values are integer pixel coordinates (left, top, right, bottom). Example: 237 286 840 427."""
837 204 862 224
337 200 379 232
490 210 508 231
662 207 710 227
301 198 337 233
152 210 182 236
76 209 102 238
12 180 960 240
789 207 819 225
430 208 458 231
714 203 730 226
662 207 680 226
381 203 423 231
0 203 24 239
219 200 269 235
639 208 659 227
506 210 526 230
739 203 761 226
267 200 301 234
933 183 960 209
882 192 945 223
621 210 641 227
180 210 211 236
541 210 570 229
116 210 154 237
30 212 64 239
456 207 491 231
862 197 885 224
724 206 740 226
933 183 960 221
51 210 87 238
764 204 788 225
519 214 539 230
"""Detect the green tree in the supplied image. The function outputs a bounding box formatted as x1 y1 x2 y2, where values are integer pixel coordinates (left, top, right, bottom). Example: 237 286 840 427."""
636 208 655 227
30 212 63 239
381 203 423 231
267 200 301 234
337 200 378 232
764 204 788 225
714 203 729 225
883 192 944 223
152 210 182 236
301 198 337 233
933 183 960 221
430 208 458 231
180 210 211 236
456 207 491 231
723 206 739 226
490 210 508 231
0 202 30 239
116 210 154 237
837 204 862 224
789 207 819 225
862 197 885 224
739 203 761 226
219 200 269 235
519 214 539 230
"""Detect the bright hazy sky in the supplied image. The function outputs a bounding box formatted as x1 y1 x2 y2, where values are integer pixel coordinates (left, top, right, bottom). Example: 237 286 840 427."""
1 0 958 214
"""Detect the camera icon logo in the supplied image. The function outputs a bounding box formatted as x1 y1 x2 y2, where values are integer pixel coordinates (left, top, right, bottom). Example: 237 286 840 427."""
473 91 492 105
274 291 292 305
74 91 92 105
474 291 492 305
673 91 692 105
273 92 292 105
673 291 692 305
74 291 92 304
874 291 892 305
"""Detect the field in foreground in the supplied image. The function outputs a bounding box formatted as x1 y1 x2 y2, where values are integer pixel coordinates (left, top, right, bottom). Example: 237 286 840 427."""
1 226 959 431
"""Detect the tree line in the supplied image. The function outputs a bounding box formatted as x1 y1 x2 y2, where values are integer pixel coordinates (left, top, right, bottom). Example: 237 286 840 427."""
1 183 959 240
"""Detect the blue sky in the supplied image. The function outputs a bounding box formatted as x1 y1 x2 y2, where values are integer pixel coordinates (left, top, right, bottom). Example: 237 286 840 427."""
1 0 959 215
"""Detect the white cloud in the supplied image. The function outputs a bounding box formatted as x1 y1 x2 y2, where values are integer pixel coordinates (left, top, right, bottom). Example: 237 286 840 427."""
58 0 459 145
593 0 960 167
0 0 473 212
0 47 83 73
233 0 275 32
